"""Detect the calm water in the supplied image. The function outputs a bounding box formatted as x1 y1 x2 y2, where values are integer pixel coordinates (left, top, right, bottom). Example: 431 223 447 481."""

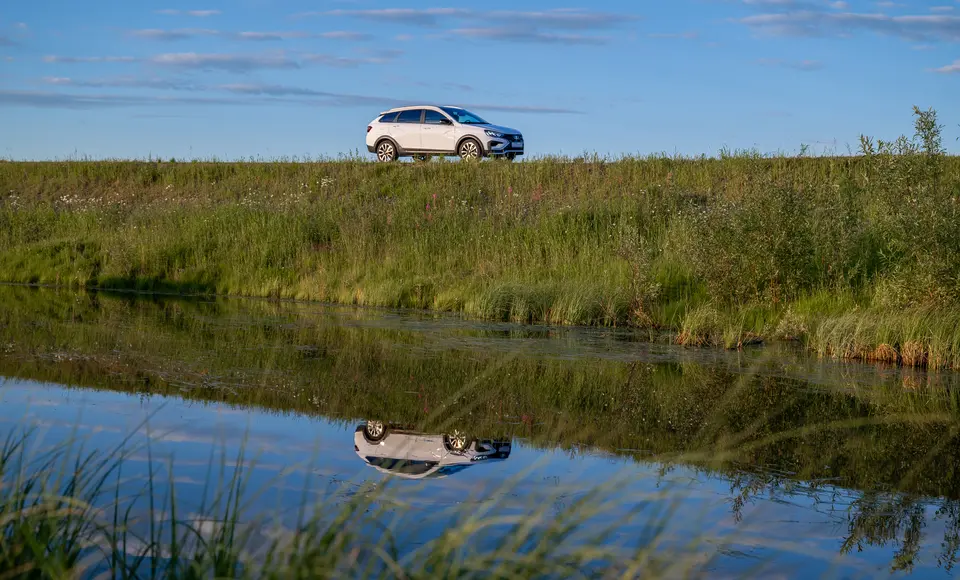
2 286 960 578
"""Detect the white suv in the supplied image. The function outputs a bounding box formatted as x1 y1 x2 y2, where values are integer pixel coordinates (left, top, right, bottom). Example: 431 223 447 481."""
365 105 524 162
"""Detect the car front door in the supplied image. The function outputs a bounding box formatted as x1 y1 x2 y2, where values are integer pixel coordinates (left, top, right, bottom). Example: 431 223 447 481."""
392 109 423 150
421 109 456 152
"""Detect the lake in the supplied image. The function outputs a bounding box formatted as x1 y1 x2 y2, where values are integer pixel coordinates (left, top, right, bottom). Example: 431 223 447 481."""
1 286 959 578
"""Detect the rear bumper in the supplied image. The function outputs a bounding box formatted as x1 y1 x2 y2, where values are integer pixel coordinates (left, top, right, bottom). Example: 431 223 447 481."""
367 144 376 153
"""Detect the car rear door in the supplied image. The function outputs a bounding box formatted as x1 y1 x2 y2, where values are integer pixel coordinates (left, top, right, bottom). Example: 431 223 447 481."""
421 109 456 152
392 109 423 150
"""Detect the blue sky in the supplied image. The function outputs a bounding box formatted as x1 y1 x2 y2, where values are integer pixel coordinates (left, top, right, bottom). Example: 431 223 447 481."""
0 0 958 160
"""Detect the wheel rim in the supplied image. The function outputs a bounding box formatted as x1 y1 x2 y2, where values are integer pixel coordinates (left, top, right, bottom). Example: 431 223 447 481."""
459 141 479 159
449 430 467 451
377 143 395 161
366 420 385 438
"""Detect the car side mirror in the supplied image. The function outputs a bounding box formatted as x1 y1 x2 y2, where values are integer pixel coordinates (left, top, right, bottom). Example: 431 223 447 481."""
439 118 452 125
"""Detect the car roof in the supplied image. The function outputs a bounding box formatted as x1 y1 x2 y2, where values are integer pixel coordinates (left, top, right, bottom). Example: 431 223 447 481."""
378 104 463 115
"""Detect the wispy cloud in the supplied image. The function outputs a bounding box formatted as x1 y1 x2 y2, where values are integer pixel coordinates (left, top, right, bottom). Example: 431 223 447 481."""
45 49 398 71
933 59 960 73
2 83 582 114
300 8 470 26
737 2 960 43
647 31 700 39
42 76 206 91
149 52 301 72
129 28 219 41
299 8 639 45
756 57 824 70
43 55 137 63
155 9 221 17
0 90 237 109
128 29 371 42
451 28 609 45
301 49 402 67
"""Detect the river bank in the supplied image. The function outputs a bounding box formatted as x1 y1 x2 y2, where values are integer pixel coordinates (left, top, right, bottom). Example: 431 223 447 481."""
2 114 958 368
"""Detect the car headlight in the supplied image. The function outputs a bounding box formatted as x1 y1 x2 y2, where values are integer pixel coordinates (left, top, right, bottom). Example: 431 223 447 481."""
484 130 504 138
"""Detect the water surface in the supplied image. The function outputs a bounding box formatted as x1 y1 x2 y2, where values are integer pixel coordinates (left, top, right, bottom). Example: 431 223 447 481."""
2 286 959 578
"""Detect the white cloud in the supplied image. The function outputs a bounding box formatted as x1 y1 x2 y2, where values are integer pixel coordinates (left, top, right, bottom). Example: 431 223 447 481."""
647 31 700 39
298 8 640 43
43 55 137 63
451 28 609 45
756 57 824 70
1 83 582 114
149 52 300 72
128 29 370 42
130 28 219 41
155 9 221 17
933 59 960 73
739 11 960 42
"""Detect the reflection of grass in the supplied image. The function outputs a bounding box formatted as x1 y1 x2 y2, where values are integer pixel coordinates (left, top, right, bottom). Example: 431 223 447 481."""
1 286 960 504
0 422 709 579
2 108 959 368
4 290 960 574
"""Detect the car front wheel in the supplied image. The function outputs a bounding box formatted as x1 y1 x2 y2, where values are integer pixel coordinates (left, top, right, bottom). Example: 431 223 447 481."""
458 139 482 161
376 141 398 162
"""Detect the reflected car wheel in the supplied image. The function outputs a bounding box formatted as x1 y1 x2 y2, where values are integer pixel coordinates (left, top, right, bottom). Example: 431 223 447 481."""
364 420 387 442
445 430 468 452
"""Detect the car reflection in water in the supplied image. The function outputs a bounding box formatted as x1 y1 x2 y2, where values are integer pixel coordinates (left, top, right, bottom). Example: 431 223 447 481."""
354 420 512 480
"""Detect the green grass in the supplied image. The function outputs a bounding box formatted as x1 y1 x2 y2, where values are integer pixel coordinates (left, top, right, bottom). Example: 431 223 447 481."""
2 108 959 368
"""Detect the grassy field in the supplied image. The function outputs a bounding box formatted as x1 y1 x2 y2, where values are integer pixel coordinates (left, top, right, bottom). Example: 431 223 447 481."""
1 107 959 368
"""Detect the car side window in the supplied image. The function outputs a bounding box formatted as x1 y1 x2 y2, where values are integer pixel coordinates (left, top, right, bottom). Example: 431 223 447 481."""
379 112 399 123
396 110 423 124
423 110 449 125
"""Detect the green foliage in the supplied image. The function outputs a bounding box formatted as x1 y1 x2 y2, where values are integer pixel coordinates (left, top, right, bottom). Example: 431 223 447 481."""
0 108 957 364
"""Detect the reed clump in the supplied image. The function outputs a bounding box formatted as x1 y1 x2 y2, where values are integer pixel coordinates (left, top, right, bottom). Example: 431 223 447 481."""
0 107 958 368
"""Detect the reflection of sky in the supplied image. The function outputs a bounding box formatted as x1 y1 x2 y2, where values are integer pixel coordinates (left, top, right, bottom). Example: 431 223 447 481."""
0 377 952 578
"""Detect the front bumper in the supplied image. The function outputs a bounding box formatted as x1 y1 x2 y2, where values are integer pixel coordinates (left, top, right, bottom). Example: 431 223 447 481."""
486 135 524 157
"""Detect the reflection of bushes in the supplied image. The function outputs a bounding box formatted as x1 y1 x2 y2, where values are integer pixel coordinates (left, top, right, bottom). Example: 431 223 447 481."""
2 286 960 503
4 288 960 575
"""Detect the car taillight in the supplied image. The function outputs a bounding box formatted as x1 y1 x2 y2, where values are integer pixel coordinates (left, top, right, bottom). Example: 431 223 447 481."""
366 126 372 133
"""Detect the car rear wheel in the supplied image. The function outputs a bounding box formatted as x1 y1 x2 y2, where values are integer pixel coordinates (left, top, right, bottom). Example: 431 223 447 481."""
364 420 387 442
458 139 482 161
376 140 398 162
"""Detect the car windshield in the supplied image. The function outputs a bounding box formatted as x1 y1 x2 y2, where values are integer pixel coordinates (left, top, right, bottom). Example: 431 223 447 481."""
440 107 487 125
364 457 438 476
